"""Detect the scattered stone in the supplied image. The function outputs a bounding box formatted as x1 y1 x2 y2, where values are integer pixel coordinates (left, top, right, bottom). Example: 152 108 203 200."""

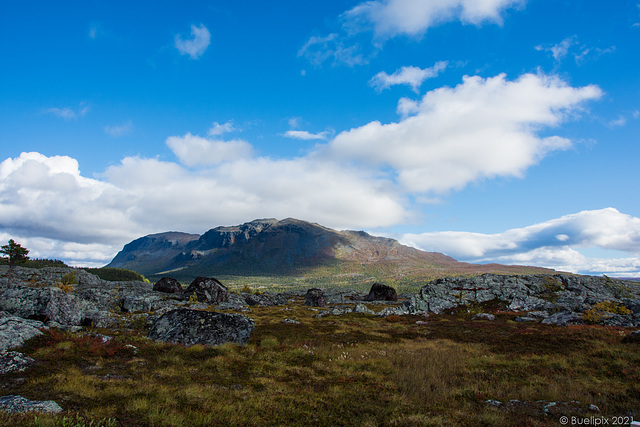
365 283 398 302
515 316 538 322
153 277 183 294
0 351 36 374
148 308 254 346
541 311 583 326
0 395 63 414
472 313 495 321
304 288 326 307
244 293 275 307
183 277 228 304
281 318 301 324
353 303 373 314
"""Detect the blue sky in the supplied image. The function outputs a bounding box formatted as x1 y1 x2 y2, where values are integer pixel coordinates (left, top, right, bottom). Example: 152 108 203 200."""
1 0 639 276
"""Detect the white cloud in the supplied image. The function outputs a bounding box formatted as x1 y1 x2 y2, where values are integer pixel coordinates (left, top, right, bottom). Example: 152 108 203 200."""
44 103 90 120
166 132 253 167
329 72 602 193
208 121 236 136
104 120 134 137
343 0 525 39
401 208 640 275
175 24 211 59
609 116 627 127
284 130 329 141
0 150 408 266
370 61 448 93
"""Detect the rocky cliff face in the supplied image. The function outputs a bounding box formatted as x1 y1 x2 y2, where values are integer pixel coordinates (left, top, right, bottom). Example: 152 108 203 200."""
106 218 556 280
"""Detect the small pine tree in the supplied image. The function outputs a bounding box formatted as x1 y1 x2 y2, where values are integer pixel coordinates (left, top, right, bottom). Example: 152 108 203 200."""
0 239 30 269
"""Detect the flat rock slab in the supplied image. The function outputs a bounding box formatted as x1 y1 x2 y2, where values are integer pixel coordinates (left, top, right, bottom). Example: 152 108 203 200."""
0 351 36 374
0 395 63 414
148 308 254 346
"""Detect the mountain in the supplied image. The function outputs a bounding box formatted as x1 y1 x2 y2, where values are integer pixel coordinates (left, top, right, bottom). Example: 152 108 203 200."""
106 218 556 281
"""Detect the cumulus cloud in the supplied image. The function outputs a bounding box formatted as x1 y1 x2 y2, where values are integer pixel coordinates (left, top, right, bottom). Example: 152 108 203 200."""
370 61 448 93
343 0 525 38
166 132 253 167
284 130 330 141
329 72 602 193
401 208 640 276
0 152 139 252
175 24 211 59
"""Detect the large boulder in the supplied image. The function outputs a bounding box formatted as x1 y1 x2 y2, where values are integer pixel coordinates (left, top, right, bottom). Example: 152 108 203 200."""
304 288 326 307
148 308 254 346
0 312 46 352
183 277 228 304
365 283 398 301
153 277 183 294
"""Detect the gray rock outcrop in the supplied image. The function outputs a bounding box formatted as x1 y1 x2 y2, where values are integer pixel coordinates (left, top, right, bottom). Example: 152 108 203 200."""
148 308 254 346
403 273 640 326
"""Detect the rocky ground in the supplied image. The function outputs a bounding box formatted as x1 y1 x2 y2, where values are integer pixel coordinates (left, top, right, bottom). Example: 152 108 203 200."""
1 265 639 418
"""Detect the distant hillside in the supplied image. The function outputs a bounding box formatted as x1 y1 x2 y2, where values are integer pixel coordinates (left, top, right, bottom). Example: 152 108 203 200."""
107 218 557 282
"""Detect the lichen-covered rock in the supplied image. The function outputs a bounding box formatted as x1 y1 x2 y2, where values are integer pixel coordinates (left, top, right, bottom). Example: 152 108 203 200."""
405 274 640 324
304 288 326 307
0 312 46 352
183 277 228 304
0 351 36 374
0 286 87 326
365 283 398 301
244 293 275 307
148 308 254 346
0 395 63 414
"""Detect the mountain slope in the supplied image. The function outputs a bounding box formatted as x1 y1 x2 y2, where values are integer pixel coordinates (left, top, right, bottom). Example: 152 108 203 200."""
106 218 556 281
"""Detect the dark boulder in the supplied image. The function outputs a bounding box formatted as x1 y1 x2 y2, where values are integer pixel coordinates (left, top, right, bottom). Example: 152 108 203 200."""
244 293 275 307
365 283 398 302
183 277 228 304
304 288 326 307
153 277 183 294
148 308 254 346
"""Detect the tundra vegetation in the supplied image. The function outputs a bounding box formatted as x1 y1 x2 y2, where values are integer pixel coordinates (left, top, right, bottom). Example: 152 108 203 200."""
1 288 639 426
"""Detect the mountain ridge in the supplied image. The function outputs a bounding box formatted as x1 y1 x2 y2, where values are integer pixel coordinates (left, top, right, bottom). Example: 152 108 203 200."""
107 218 557 281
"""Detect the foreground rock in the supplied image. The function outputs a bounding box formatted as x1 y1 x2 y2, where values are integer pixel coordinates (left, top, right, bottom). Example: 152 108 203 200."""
0 312 46 352
0 395 63 414
304 288 326 307
183 277 228 304
364 283 398 301
148 308 254 346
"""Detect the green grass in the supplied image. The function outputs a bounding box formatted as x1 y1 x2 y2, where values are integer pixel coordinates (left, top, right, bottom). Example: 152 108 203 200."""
1 303 638 426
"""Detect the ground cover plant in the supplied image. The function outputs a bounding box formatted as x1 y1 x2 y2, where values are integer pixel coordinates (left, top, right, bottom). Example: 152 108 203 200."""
1 297 639 426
